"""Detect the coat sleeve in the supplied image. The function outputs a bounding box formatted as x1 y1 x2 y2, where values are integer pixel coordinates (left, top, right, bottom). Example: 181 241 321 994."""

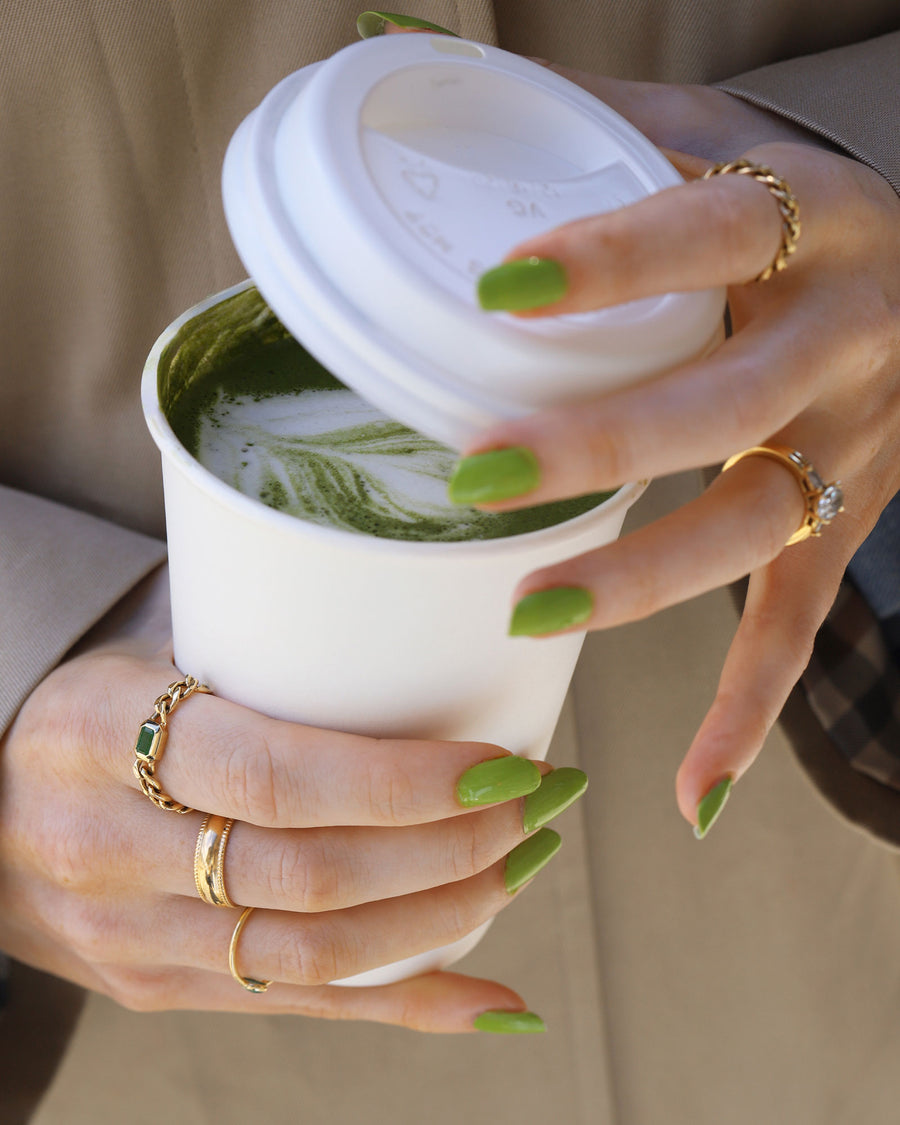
0 485 166 736
715 30 900 195
717 31 900 847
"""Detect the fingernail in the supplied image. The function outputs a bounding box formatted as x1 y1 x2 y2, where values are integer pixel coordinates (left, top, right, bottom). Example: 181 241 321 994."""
473 1009 547 1034
477 257 568 311
522 767 588 833
693 777 733 839
504 827 562 892
357 11 458 38
448 447 540 505
457 756 542 807
509 587 593 637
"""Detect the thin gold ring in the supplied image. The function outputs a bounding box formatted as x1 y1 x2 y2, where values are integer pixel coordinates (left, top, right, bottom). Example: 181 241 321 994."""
721 445 844 545
228 907 272 994
132 675 213 814
194 814 237 908
702 159 801 282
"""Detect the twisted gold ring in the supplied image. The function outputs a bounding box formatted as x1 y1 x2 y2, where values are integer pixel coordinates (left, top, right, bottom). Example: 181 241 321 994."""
722 445 844 545
702 159 801 282
194 814 238 908
229 907 272 994
132 675 212 813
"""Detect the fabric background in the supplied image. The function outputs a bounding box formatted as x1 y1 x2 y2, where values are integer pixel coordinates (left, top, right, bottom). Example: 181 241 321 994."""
2 1 899 1121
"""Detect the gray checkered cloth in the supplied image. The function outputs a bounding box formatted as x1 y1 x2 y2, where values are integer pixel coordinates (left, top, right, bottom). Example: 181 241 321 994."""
802 491 900 790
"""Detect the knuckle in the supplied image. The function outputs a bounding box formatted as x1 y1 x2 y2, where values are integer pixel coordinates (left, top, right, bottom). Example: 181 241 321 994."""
444 816 495 883
709 688 772 755
365 755 419 825
581 417 634 488
575 217 639 287
36 654 125 767
393 997 431 1032
219 734 280 825
280 920 344 986
271 834 342 913
39 820 106 894
772 611 816 674
62 898 116 964
435 889 485 946
22 672 94 759
721 360 771 442
617 559 666 622
707 182 763 273
746 479 794 562
742 599 816 682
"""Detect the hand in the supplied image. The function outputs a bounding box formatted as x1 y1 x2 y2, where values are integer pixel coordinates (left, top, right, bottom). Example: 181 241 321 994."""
448 73 900 834
0 566 569 1031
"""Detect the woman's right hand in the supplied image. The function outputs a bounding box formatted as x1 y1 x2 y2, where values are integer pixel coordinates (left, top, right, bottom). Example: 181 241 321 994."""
0 566 571 1032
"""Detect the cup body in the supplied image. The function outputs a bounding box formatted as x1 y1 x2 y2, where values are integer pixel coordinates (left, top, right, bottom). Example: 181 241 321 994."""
143 283 646 984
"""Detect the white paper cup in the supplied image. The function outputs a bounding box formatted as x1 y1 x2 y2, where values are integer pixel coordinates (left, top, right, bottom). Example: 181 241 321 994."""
142 283 647 985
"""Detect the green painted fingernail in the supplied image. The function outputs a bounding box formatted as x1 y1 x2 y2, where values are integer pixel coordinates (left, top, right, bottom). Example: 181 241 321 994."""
693 777 733 839
473 1009 547 1034
522 767 588 833
504 827 561 892
477 257 568 311
448 447 540 505
509 587 593 637
357 11 458 38
457 756 542 807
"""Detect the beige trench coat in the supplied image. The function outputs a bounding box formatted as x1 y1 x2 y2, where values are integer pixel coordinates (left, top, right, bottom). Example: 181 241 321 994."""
2 3 899 1122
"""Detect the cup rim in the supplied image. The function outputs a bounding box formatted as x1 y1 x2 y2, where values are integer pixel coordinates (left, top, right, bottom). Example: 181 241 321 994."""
141 281 648 558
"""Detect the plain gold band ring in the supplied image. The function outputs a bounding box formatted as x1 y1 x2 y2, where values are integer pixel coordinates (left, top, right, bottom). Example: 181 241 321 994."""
228 907 273 994
194 814 237 908
702 159 801 282
721 445 844 546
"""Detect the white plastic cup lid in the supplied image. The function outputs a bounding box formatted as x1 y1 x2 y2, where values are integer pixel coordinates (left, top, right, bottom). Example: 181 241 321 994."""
222 34 725 449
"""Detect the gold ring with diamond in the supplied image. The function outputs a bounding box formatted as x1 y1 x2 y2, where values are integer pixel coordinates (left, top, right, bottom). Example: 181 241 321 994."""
194 814 238 908
702 159 801 282
721 445 844 545
132 675 212 813
228 907 272 994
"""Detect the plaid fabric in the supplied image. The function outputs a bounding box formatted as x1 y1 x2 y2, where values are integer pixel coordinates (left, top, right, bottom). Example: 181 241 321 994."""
801 493 900 791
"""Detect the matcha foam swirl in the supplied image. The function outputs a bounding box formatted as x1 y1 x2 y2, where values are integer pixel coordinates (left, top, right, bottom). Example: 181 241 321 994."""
160 287 612 542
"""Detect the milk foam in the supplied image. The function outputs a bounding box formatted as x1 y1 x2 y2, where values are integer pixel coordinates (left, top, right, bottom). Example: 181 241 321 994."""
195 386 492 538
162 285 610 542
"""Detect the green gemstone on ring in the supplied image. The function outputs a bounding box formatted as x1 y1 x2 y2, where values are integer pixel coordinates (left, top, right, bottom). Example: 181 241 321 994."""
135 721 161 760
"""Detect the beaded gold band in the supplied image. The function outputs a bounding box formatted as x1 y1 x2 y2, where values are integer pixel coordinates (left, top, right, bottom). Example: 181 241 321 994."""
132 675 212 813
722 445 844 546
229 907 273 994
194 814 238 908
702 159 801 282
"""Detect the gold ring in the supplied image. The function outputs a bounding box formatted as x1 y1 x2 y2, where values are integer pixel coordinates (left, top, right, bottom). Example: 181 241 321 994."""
721 445 844 545
194 814 237 908
132 675 213 813
228 907 272 993
702 159 801 282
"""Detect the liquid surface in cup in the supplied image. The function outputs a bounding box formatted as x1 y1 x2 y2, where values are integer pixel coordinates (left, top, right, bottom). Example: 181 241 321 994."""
160 287 612 542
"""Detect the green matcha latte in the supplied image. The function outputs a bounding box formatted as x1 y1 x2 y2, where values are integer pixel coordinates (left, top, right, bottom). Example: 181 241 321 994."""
159 286 611 543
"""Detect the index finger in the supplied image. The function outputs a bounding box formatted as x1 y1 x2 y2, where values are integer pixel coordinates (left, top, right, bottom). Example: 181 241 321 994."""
480 141 826 317
116 671 544 828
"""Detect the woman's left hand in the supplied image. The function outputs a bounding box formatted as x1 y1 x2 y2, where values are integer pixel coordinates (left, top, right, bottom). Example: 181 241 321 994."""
447 74 900 834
